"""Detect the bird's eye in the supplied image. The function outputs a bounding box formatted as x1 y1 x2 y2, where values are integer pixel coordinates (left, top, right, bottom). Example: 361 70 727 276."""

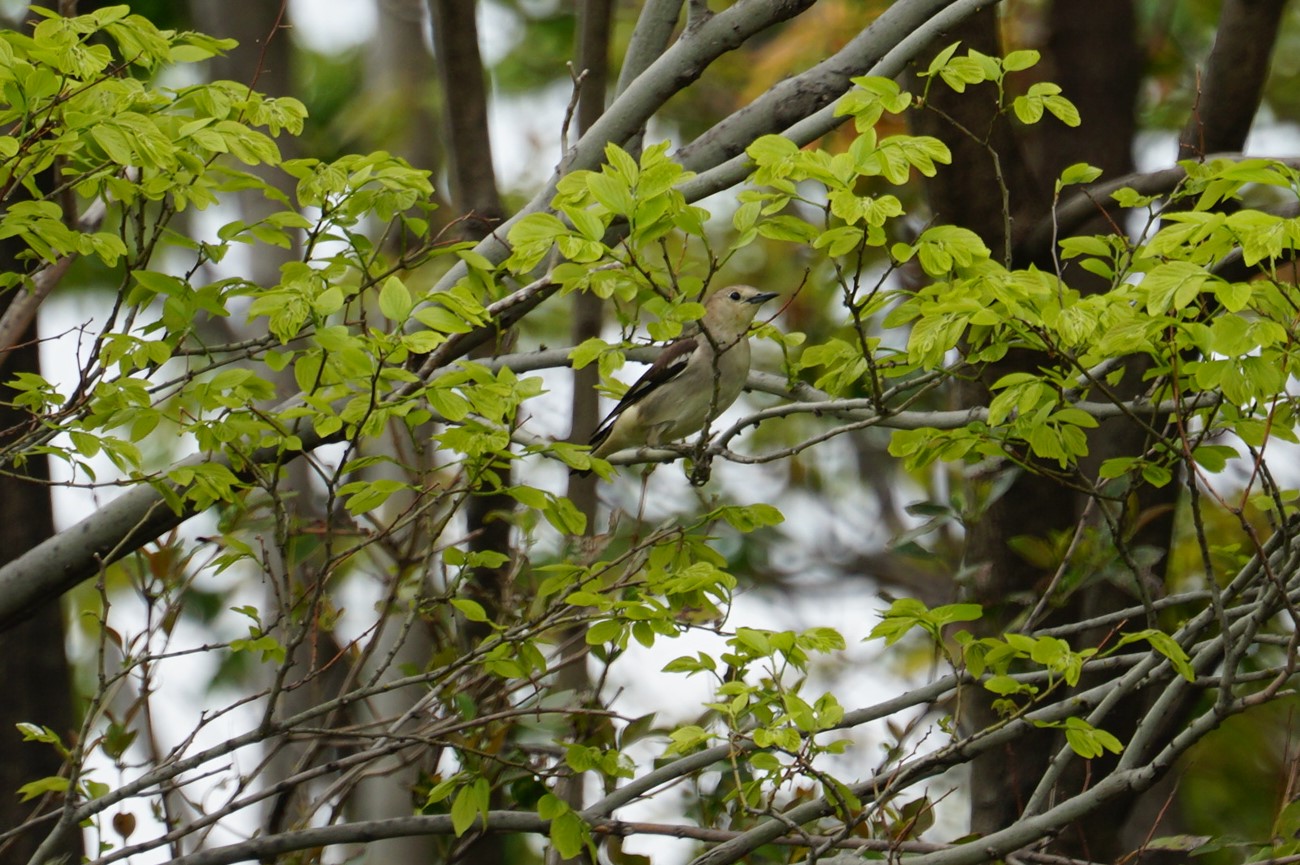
729 290 741 301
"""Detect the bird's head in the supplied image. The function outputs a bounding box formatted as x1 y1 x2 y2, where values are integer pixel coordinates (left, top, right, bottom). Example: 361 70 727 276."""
701 285 779 342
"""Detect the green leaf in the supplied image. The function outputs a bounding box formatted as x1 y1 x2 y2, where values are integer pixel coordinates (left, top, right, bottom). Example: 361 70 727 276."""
537 791 568 820
378 275 413 322
545 804 589 859
451 598 489 623
1141 462 1173 487
662 652 717 674
923 42 962 79
564 204 606 241
868 598 981 645
715 503 785 532
1044 93 1081 127
16 723 66 751
543 494 587 535
1142 260 1212 313
746 134 801 166
757 214 817 243
569 337 611 370
932 603 982 625
983 674 1028 695
1058 162 1102 188
230 633 286 664
587 171 634 214
586 619 623 645
664 724 713 755
1191 444 1238 473
91 122 136 164
1002 49 1040 71
427 387 471 422
1013 94 1044 125
1062 717 1123 758
1116 629 1195 681
414 305 474 335
424 775 462 807
17 775 70 802
506 212 567 268
564 590 608 608
450 784 481 836
339 478 407 515
799 626 847 653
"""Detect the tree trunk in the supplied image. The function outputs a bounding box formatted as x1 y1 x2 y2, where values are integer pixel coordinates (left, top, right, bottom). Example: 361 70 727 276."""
0 327 79 865
910 5 1145 856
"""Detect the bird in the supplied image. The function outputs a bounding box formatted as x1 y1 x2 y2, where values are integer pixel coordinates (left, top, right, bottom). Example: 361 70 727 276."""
584 285 778 468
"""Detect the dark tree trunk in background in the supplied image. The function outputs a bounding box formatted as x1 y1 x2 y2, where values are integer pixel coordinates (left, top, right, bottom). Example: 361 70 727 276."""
921 3 1148 856
916 1 1290 858
1022 4 1148 857
1179 0 1290 159
552 2 613 861
427 0 509 647
430 0 505 237
0 8 81 860
909 8 1072 841
0 276 78 865
369 0 443 173
428 3 513 863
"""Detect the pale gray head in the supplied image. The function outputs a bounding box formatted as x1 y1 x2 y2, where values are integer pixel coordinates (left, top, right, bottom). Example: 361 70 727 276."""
701 285 779 342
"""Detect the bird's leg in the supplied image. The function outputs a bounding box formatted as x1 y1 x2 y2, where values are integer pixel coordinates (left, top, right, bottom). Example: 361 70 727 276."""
688 449 714 487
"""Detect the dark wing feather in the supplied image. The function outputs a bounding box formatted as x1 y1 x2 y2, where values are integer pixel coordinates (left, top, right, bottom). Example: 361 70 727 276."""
589 336 697 449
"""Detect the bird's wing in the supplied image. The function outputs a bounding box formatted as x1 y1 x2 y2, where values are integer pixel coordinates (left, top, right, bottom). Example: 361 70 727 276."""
589 336 698 448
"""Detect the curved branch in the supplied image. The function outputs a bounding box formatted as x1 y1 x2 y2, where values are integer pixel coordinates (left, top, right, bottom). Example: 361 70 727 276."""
614 0 682 97
678 0 1005 200
676 0 972 170
0 265 560 630
411 0 823 304
429 0 504 227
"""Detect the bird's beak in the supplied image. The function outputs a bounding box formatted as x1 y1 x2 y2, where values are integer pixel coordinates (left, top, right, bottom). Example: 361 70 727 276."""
748 291 779 304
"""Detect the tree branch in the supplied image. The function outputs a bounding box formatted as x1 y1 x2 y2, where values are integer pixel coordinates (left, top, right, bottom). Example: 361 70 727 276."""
1017 154 1300 265
430 0 820 288
675 0 971 169
0 269 560 629
614 0 682 97
678 0 1005 201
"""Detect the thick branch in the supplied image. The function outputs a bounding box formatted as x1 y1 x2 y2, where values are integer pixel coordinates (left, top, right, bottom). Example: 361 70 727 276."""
678 0 1004 199
614 0 682 96
0 271 561 629
675 0 968 170
414 0 825 307
163 811 549 865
